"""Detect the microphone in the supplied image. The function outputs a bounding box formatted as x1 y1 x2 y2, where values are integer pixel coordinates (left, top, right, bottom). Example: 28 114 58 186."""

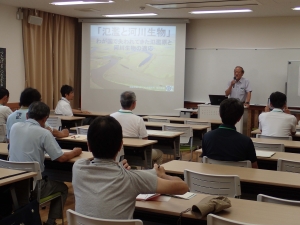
233 77 236 88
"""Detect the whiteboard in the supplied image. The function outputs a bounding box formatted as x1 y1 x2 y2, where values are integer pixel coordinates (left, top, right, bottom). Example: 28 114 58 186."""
287 61 300 107
184 49 300 106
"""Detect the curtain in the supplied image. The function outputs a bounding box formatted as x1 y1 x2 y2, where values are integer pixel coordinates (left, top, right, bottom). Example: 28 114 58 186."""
22 9 79 109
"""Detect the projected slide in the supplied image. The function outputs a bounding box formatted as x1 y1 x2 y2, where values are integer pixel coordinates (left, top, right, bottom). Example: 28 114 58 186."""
90 25 176 92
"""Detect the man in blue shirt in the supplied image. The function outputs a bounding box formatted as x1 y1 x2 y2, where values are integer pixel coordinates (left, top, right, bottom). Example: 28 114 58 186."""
9 101 82 225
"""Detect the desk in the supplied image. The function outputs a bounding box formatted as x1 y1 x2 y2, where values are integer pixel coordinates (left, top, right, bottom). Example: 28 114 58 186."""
73 111 109 117
0 168 37 209
70 126 183 159
56 136 157 169
143 115 222 125
50 115 85 127
135 193 300 225
195 148 300 170
251 137 300 153
174 108 198 118
162 160 300 200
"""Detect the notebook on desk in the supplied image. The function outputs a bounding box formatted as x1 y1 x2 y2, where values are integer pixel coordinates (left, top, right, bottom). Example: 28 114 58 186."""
209 95 228 105
255 150 275 158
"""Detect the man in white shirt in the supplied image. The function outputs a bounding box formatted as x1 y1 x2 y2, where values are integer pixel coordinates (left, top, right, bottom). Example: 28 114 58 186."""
111 91 164 164
259 91 297 136
0 87 12 142
225 66 252 108
55 85 89 116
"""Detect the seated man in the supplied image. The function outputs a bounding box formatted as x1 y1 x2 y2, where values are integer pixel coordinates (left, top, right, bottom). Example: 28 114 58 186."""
202 98 258 168
259 91 297 137
6 88 69 142
72 116 188 219
0 87 12 142
9 101 82 225
55 85 89 116
111 91 163 164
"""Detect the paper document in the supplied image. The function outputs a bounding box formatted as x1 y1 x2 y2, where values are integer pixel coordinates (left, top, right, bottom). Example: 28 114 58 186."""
172 192 196 200
256 150 275 158
136 194 160 201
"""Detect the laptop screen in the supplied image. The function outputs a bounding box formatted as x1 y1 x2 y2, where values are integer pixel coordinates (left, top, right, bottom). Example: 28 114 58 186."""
209 95 228 105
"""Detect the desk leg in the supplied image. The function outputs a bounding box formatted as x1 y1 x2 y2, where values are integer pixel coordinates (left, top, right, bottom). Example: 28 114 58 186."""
10 186 19 210
144 145 153 169
174 136 180 159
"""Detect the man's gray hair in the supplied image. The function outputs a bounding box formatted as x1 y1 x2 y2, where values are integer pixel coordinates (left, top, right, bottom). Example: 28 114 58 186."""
28 101 50 120
120 91 136 109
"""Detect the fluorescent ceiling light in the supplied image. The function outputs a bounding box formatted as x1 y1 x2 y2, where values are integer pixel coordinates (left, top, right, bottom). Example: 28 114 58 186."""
190 9 252 14
103 13 157 17
50 1 113 5
292 7 300 10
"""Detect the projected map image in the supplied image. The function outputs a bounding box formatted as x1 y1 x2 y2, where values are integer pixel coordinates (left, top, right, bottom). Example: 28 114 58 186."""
90 25 176 92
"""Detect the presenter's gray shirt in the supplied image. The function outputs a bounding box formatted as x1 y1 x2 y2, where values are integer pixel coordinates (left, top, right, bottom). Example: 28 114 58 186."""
227 77 252 102
73 158 157 219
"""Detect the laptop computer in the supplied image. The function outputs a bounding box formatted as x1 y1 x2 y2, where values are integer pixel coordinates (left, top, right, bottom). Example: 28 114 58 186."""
209 95 228 105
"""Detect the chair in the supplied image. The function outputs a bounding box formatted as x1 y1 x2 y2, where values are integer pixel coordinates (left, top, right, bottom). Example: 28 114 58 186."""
253 142 284 152
207 214 259 225
277 159 300 173
46 116 62 130
203 156 252 168
256 134 292 140
0 159 64 224
67 209 143 225
77 127 88 135
184 169 241 198
185 120 211 131
148 117 170 123
257 194 300 206
163 124 193 160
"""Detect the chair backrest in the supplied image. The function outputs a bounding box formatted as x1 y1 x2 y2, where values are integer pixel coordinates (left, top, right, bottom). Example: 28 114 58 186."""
203 156 252 168
77 127 88 135
256 134 292 140
46 117 62 130
184 169 241 198
185 120 211 131
0 159 41 188
207 214 259 225
257 194 300 207
0 124 7 143
277 159 300 173
67 209 143 225
148 117 170 123
163 125 193 144
253 142 284 152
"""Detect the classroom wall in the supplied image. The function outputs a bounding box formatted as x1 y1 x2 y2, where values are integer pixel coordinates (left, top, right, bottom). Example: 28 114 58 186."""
186 17 300 49
0 4 25 102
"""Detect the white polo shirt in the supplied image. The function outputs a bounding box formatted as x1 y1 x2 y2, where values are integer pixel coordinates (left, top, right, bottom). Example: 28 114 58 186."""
0 105 12 125
9 119 63 172
227 77 252 102
55 97 73 116
110 109 148 138
259 108 297 136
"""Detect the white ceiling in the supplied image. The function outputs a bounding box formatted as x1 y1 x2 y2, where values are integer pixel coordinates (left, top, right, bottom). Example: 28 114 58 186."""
1 0 300 19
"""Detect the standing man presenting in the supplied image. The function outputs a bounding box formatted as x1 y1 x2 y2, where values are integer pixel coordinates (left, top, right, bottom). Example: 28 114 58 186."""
225 66 252 108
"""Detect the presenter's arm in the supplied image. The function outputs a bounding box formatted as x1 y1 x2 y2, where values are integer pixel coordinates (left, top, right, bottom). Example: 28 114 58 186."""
244 92 252 107
225 80 236 96
154 164 189 195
